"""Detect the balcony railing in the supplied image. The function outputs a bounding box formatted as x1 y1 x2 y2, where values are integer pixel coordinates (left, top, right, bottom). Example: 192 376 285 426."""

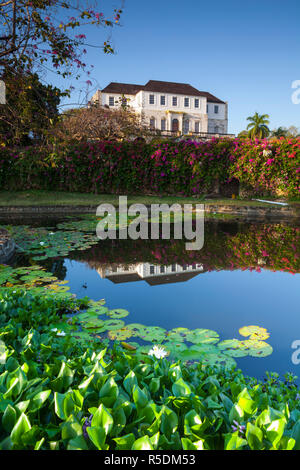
148 129 235 139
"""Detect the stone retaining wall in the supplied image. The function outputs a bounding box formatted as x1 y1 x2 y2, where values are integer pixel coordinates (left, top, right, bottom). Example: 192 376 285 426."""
0 203 298 220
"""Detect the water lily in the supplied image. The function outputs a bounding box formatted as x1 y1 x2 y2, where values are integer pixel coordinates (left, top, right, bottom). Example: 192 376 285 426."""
148 345 168 359
51 328 66 336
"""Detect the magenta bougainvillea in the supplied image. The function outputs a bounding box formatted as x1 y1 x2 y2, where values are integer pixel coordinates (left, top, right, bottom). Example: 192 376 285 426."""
0 137 299 197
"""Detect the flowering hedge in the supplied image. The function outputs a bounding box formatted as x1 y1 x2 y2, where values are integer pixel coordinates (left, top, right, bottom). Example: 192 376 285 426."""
0 137 299 197
230 138 300 197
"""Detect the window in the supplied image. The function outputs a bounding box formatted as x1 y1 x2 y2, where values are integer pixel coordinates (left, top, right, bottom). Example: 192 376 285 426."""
183 119 189 134
150 265 155 274
214 126 219 134
160 266 165 274
171 264 176 272
172 96 177 106
161 119 166 131
150 117 156 130
195 121 200 133
109 96 114 106
182 264 187 271
149 94 155 104
184 97 189 107
160 95 166 105
206 104 209 113
194 98 199 108
214 105 219 114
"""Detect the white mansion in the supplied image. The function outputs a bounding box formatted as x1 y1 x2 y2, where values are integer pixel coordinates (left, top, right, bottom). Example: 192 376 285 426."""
91 80 228 135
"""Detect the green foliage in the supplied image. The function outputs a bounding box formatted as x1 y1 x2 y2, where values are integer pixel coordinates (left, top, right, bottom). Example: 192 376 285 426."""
0 289 299 450
0 137 299 197
0 72 61 146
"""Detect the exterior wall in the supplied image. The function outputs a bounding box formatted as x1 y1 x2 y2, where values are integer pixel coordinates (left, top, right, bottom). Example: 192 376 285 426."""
101 92 138 109
207 102 228 134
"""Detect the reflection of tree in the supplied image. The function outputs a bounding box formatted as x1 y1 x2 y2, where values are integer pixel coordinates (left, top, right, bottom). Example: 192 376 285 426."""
69 221 300 275
44 259 67 281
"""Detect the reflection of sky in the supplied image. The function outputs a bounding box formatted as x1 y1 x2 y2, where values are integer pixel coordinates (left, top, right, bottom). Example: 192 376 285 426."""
64 258 300 382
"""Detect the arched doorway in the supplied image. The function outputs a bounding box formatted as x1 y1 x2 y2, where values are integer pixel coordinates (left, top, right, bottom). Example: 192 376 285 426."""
172 118 179 132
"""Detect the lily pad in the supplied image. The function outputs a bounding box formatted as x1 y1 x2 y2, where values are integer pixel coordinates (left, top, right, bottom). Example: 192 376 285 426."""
185 328 220 345
107 308 129 319
239 325 270 341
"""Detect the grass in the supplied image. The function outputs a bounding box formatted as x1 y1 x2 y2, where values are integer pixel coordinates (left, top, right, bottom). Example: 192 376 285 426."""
0 190 298 208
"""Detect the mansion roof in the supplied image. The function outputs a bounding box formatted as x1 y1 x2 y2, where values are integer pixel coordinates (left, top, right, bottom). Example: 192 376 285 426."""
101 80 225 104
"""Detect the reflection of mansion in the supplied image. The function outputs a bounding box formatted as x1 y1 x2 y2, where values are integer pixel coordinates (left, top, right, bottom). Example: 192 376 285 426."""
97 262 204 286
91 80 229 135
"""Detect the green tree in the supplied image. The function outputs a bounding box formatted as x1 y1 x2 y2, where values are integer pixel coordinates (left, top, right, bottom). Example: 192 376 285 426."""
0 1 123 81
246 112 270 139
271 127 288 138
0 71 61 144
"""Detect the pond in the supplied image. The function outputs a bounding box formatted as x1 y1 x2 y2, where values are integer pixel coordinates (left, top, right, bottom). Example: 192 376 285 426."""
1 214 300 382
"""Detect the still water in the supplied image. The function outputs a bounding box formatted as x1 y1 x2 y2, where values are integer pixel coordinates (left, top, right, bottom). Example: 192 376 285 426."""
2 216 300 381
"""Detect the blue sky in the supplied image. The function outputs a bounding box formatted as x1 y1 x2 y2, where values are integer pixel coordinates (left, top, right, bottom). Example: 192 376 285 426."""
57 0 300 135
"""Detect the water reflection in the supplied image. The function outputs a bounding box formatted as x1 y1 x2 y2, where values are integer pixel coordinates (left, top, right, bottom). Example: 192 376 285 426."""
69 220 300 276
97 262 204 285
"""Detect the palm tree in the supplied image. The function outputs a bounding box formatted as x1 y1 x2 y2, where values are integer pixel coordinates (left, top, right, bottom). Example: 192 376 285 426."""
246 112 270 139
271 127 288 138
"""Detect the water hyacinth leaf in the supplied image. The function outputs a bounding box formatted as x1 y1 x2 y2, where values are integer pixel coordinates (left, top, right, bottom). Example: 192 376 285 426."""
131 436 154 450
10 413 31 444
91 404 113 436
2 404 17 433
113 433 136 451
172 378 192 397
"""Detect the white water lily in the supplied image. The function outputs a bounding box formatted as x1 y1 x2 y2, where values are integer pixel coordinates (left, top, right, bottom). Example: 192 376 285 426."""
57 331 66 336
148 345 168 359
51 328 58 332
40 242 45 246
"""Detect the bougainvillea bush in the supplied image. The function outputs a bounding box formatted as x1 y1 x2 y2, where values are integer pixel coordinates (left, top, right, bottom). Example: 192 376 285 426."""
0 137 299 197
229 138 300 197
